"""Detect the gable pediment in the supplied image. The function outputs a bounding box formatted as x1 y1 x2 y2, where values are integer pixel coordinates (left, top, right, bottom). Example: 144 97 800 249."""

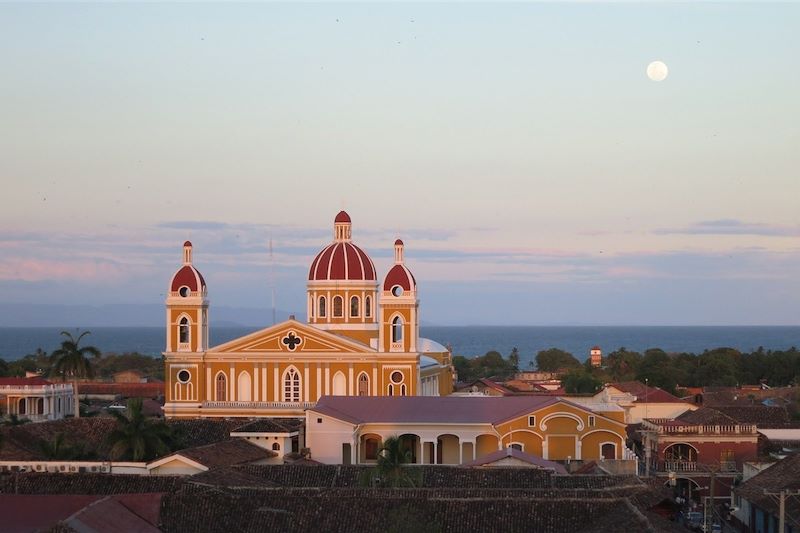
207 319 374 355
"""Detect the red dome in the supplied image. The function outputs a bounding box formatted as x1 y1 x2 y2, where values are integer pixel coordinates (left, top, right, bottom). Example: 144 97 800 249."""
170 265 206 292
184 240 192 247
383 264 416 292
394 239 404 246
309 242 376 281
334 210 351 223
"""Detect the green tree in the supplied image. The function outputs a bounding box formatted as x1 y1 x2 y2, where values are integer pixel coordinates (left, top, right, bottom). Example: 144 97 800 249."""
695 348 740 386
562 368 602 394
508 347 521 373
636 348 682 394
452 355 472 382
604 348 642 382
106 398 174 461
50 331 101 418
535 348 581 372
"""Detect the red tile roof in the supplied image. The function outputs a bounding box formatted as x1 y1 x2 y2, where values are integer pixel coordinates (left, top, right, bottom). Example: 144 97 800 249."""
172 439 275 469
610 381 686 404
76 382 164 397
312 395 561 425
0 377 53 386
462 448 568 473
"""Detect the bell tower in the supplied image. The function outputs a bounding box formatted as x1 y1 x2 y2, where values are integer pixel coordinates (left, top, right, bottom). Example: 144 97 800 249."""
379 239 419 353
166 241 209 353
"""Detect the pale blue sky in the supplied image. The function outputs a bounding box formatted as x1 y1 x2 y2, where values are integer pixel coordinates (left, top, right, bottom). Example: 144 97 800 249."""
1 3 798 325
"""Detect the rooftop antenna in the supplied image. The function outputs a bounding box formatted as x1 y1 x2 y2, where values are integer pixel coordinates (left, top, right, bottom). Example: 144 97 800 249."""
269 236 276 326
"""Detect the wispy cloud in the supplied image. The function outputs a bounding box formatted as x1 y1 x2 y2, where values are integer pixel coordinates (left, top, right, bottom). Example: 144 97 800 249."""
655 219 800 238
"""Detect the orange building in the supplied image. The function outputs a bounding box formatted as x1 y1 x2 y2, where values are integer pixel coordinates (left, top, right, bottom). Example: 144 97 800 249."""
162 212 454 419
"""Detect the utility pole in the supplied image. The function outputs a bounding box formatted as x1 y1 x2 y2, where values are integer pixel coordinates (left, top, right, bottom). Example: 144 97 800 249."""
763 489 800 533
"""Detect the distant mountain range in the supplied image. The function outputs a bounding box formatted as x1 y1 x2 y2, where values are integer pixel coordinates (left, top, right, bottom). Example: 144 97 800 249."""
0 303 302 328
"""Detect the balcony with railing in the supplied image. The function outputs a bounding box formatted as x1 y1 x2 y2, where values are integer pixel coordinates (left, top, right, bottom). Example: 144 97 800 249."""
201 401 316 411
642 419 756 435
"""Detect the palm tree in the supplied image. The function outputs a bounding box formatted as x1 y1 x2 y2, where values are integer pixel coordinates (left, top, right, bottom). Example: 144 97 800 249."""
106 398 173 462
367 435 419 488
50 330 101 418
39 432 84 460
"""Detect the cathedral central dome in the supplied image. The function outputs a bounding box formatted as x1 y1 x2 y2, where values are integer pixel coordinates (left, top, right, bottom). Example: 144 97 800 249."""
308 211 376 281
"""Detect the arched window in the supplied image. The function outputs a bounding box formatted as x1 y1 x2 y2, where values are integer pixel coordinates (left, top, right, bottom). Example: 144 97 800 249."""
318 296 327 318
365 296 371 318
283 367 301 402
601 443 616 460
391 316 403 343
401 384 407 396
237 371 252 402
179 316 190 344
365 438 380 460
18 398 26 414
332 371 347 396
350 296 359 318
333 296 343 317
358 373 369 396
272 442 281 451
216 373 227 401
510 443 523 451
388 384 394 396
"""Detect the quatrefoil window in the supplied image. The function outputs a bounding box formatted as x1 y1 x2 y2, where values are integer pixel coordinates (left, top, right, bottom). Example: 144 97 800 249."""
282 331 303 351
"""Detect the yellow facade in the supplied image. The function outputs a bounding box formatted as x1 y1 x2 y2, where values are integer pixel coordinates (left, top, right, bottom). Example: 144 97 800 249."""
494 402 628 461
163 212 454 419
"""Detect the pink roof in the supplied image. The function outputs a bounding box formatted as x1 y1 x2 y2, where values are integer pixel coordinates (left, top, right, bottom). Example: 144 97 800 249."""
67 494 162 533
0 494 101 532
0 377 52 386
463 448 568 473
312 395 560 425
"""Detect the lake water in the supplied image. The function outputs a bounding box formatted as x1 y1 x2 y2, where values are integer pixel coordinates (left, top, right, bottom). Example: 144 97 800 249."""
1 326 798 368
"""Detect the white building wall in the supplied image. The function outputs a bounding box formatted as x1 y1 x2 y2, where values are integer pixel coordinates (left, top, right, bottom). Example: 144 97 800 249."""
305 412 357 464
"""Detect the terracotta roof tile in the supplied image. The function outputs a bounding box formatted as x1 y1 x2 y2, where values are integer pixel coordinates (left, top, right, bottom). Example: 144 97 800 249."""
172 439 275 469
610 381 686 404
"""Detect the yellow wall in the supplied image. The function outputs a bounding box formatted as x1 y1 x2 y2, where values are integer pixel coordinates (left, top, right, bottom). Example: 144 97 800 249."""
494 401 627 460
166 358 419 406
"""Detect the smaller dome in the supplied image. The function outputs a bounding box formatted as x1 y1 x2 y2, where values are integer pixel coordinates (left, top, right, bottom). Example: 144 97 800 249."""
335 211 351 223
394 239 404 246
383 264 416 292
170 241 206 293
171 266 206 292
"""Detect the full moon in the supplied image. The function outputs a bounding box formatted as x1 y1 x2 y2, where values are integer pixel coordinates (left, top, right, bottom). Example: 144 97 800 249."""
646 60 669 82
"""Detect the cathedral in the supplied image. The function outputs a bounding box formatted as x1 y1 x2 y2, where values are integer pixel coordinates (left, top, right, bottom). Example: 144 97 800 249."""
162 211 454 419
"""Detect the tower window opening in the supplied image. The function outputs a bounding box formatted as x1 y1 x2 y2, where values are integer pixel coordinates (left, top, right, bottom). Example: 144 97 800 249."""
350 296 360 318
179 317 190 344
333 296 343 317
318 296 326 318
391 316 403 343
365 296 371 318
179 286 189 297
